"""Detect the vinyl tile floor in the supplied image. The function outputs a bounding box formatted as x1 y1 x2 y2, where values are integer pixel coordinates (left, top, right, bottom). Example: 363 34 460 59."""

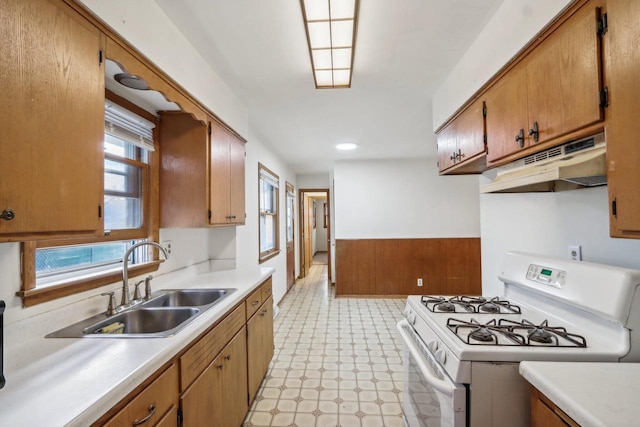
243 264 406 427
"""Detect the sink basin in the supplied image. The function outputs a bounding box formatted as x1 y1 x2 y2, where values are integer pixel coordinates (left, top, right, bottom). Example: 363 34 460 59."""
46 287 237 338
84 308 199 336
142 289 233 308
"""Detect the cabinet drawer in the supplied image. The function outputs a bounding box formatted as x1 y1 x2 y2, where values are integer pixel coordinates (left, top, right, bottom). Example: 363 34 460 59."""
261 277 273 301
245 287 263 320
179 304 244 391
103 363 178 427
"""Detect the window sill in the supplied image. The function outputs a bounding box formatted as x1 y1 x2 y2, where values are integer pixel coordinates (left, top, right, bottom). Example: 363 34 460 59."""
259 250 281 264
17 260 162 307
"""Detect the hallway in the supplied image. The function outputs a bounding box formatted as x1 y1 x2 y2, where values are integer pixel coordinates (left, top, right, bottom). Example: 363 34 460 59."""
244 265 406 427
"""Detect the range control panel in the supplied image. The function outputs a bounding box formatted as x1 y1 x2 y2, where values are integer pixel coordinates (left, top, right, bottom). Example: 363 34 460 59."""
526 264 566 289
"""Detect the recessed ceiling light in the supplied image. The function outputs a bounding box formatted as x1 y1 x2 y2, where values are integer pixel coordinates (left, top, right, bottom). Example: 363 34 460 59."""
336 142 357 151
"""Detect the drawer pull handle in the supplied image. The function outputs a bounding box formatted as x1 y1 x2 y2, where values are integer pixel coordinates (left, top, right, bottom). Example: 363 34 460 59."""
252 300 260 306
132 404 155 425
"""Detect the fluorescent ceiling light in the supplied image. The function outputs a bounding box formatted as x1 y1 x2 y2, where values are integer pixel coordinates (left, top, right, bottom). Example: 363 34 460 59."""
336 142 358 151
301 0 359 89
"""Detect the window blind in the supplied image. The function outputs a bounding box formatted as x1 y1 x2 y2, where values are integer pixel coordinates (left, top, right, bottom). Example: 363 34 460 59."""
259 167 279 188
105 100 156 151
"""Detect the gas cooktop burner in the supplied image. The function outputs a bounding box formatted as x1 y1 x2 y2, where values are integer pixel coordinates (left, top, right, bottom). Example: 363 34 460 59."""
421 295 521 314
447 318 587 347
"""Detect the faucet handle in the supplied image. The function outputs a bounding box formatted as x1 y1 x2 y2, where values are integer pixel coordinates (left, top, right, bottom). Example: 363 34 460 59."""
144 275 154 300
101 292 117 316
133 280 144 301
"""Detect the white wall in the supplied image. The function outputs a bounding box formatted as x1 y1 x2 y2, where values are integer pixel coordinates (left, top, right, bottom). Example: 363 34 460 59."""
235 132 297 306
315 198 328 252
334 159 480 239
434 0 640 295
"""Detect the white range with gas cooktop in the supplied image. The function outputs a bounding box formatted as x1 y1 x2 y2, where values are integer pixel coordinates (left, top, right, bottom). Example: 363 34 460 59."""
397 251 640 427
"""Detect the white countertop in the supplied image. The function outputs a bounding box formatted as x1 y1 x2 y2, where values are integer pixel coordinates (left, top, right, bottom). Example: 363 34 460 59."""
520 361 640 427
0 267 274 427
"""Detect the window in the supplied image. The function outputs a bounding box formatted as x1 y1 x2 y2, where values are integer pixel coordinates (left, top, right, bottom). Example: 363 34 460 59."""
19 94 160 306
259 163 280 262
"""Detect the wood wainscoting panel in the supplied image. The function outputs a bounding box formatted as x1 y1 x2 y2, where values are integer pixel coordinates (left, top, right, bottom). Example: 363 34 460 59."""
336 238 481 296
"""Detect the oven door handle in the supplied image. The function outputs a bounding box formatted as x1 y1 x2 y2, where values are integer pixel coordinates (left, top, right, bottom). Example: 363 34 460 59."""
397 319 458 397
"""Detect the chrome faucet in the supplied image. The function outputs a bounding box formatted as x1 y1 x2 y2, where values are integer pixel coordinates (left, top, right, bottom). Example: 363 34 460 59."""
121 241 169 308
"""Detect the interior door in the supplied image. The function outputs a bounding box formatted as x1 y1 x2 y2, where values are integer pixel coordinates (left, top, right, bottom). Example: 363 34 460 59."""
286 185 295 290
305 195 314 275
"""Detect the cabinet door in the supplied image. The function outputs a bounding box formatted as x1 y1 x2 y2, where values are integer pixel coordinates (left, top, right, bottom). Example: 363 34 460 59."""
221 327 248 427
263 296 274 369
606 0 640 237
247 308 265 403
0 0 104 237
456 99 485 161
436 123 456 172
525 6 602 145
180 355 224 427
485 64 529 163
209 120 232 225
229 135 246 225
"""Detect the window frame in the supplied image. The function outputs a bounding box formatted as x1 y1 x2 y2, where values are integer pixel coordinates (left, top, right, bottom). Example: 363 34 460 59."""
258 162 280 263
18 90 161 307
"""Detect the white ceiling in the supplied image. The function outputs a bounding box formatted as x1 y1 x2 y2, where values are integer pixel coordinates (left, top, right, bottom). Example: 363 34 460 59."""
155 0 503 174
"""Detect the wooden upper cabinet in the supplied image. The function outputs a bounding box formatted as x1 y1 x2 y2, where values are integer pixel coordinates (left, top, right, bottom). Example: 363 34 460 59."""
524 5 603 146
437 98 486 174
606 0 640 238
159 112 245 228
0 0 104 240
485 2 604 166
485 64 529 163
210 120 246 225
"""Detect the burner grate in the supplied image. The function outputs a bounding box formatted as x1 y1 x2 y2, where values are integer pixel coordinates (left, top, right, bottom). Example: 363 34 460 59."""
420 295 521 314
447 318 587 347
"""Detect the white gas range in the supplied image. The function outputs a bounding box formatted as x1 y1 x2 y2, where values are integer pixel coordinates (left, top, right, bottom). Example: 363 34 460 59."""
397 252 640 427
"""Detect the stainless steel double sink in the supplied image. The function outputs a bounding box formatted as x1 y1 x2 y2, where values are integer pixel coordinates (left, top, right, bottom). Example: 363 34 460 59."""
46 288 237 338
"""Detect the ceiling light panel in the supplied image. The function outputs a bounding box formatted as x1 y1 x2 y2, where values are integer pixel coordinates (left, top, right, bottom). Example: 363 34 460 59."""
301 0 359 89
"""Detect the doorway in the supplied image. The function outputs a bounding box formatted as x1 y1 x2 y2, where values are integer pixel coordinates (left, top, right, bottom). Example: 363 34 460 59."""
285 182 295 292
298 189 331 283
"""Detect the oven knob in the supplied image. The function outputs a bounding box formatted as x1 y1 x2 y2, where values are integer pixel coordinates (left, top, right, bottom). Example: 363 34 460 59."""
408 313 417 325
427 341 439 352
435 349 447 364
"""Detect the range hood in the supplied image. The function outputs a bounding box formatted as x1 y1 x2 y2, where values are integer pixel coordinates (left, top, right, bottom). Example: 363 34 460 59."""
481 133 606 193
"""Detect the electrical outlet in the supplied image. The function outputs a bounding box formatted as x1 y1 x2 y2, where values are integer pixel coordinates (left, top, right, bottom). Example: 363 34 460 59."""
162 240 172 255
417 278 423 287
569 245 582 261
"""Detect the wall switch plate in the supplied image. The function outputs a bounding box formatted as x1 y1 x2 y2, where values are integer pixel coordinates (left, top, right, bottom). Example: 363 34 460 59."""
569 245 582 261
417 278 423 287
162 240 172 255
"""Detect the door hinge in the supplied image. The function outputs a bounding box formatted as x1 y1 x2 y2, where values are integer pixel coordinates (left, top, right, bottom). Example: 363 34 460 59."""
177 408 183 426
600 86 609 108
98 204 102 218
482 104 487 117
596 11 608 36
208 209 212 220
99 50 103 65
612 198 617 218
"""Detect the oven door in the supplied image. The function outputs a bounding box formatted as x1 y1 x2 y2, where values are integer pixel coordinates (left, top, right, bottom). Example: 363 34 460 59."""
397 319 466 427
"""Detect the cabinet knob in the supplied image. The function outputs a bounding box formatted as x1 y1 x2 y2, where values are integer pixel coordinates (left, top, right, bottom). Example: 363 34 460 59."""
0 209 15 221
225 354 231 361
217 364 224 370
515 129 525 148
252 300 260 306
528 122 539 143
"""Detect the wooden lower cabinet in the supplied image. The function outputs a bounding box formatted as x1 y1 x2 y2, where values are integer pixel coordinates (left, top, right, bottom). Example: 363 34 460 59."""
530 387 578 427
102 363 179 427
180 328 247 427
247 295 274 403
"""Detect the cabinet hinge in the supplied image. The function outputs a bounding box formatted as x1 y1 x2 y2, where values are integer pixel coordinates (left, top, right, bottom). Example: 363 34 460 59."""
600 87 609 108
596 11 608 36
177 408 183 426
612 198 617 218
208 209 212 220
99 50 103 65
208 123 212 136
98 204 102 218
483 134 487 145
482 104 487 117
